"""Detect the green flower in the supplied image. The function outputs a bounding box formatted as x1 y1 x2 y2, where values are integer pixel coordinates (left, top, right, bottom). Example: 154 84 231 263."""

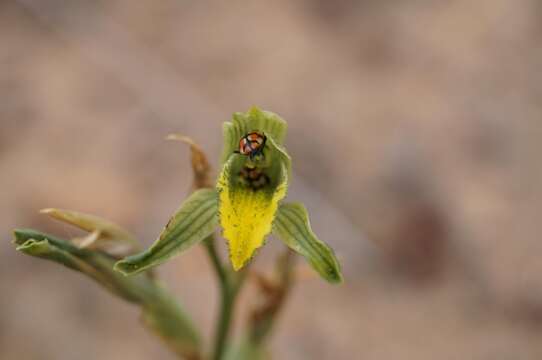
116 107 342 283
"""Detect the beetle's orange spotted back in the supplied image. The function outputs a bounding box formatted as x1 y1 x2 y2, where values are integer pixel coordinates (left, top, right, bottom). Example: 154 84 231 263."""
237 131 266 159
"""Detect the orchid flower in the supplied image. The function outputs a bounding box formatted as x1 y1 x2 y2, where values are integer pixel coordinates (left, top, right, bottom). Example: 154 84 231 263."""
115 107 342 283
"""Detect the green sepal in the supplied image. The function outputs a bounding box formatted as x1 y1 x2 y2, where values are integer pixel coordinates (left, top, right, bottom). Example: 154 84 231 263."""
273 203 343 283
220 106 288 165
115 188 218 275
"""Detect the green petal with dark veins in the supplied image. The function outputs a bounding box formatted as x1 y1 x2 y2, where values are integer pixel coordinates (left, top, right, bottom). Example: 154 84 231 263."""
273 203 343 283
115 188 218 275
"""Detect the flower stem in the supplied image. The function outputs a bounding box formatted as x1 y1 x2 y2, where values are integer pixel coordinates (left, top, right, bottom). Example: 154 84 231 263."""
204 235 247 360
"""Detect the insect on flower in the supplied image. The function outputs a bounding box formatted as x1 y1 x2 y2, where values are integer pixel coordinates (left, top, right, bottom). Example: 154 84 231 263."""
115 107 343 280
234 131 267 160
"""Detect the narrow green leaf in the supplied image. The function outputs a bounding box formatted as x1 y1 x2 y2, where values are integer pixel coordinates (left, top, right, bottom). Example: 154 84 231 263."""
14 231 87 273
13 228 155 303
273 203 343 283
115 188 219 275
12 229 202 357
14 229 84 256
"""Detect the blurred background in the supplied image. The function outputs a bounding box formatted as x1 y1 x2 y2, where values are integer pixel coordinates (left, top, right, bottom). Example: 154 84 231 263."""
2 0 542 359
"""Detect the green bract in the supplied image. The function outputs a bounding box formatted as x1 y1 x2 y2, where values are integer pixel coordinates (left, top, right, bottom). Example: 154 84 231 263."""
115 107 342 283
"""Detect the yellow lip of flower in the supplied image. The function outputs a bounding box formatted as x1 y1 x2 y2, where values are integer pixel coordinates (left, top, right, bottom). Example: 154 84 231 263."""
218 159 288 270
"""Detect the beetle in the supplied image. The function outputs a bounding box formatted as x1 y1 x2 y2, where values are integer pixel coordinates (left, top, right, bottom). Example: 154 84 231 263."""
234 131 267 160
238 165 270 190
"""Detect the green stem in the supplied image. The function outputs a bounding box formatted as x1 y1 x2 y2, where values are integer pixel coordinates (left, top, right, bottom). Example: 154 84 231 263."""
204 236 247 360
213 283 235 360
204 235 227 286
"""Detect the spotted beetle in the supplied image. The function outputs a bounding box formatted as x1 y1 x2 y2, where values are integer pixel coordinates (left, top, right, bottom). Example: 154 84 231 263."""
234 131 267 160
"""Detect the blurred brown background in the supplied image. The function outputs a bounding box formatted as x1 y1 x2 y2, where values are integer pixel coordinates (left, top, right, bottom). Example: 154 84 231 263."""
2 0 542 359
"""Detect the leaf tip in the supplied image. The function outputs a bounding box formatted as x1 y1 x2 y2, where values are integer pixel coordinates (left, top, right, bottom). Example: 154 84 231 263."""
113 260 135 276
328 270 344 284
12 228 40 246
165 133 191 143
12 229 25 245
114 251 153 276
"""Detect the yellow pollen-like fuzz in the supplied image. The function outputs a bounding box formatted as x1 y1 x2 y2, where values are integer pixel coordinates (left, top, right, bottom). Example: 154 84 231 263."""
218 172 286 271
